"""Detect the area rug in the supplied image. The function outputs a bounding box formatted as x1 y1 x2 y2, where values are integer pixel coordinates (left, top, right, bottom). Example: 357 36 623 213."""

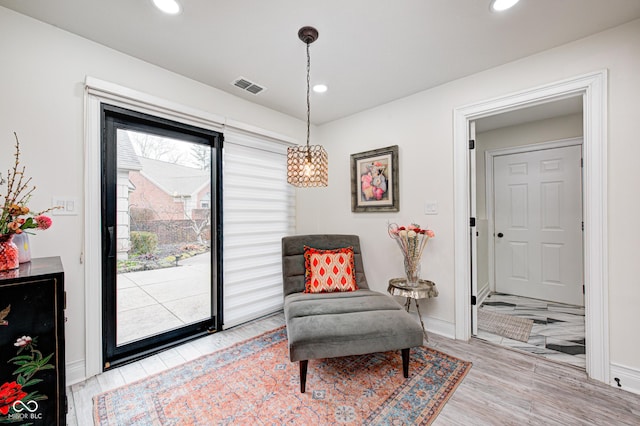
94 326 471 425
478 309 534 343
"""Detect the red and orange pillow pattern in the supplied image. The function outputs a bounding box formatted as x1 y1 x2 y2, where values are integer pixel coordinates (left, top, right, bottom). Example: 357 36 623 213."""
303 246 358 293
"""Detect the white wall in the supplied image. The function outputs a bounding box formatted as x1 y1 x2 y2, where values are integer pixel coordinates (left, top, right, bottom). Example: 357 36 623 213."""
300 19 640 372
0 7 305 380
3 4 640 387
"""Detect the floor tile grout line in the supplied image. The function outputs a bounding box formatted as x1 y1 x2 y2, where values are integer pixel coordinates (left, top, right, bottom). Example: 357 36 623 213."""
478 292 585 369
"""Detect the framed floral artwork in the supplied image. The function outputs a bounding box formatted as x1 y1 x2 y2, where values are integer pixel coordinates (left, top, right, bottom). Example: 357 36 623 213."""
350 145 399 212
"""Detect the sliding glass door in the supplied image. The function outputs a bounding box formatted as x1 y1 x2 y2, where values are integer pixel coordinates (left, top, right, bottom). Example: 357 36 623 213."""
101 104 222 368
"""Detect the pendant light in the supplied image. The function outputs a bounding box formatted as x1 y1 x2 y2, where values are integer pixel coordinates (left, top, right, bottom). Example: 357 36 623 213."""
287 26 329 187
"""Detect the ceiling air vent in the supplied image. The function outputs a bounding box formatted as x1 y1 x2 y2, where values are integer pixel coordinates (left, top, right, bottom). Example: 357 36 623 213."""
232 77 266 95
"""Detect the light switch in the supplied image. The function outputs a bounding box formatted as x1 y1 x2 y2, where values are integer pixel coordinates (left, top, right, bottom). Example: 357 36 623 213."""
52 196 79 216
424 201 438 215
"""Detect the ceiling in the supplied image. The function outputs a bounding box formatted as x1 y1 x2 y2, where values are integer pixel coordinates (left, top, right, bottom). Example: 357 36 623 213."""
2 0 639 125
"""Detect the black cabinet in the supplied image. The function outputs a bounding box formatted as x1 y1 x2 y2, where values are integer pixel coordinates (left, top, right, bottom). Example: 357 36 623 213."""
0 257 65 425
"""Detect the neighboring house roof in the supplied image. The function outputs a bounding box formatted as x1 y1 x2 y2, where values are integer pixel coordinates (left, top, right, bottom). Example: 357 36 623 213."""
138 156 209 197
117 131 143 171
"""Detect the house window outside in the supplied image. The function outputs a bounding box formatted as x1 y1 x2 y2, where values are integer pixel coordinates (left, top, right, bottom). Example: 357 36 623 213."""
200 192 211 209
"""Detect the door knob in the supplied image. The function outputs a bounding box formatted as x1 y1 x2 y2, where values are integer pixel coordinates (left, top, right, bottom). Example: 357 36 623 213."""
497 232 504 238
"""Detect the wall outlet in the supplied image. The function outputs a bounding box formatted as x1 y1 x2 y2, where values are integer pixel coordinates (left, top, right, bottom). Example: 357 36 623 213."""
424 201 438 215
52 196 79 216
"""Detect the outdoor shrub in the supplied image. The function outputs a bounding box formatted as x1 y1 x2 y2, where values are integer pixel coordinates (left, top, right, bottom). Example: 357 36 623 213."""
130 231 158 255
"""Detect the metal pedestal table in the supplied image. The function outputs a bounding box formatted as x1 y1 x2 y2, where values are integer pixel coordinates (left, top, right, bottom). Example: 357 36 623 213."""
387 278 438 341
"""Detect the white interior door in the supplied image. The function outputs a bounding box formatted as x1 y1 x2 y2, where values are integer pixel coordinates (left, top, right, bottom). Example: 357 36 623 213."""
494 145 583 306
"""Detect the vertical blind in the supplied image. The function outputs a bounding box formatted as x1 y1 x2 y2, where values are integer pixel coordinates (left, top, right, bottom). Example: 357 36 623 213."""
222 128 296 328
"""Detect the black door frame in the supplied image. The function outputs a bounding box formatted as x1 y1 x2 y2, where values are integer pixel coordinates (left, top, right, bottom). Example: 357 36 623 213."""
100 104 223 369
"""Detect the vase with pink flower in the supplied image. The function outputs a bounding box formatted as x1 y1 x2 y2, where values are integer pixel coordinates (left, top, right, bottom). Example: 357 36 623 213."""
0 133 56 272
388 222 435 285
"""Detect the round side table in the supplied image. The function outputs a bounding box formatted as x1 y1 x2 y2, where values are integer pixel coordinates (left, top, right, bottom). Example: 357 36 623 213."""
387 278 439 341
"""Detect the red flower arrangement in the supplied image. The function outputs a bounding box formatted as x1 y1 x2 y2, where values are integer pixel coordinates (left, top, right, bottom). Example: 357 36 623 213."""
0 133 57 236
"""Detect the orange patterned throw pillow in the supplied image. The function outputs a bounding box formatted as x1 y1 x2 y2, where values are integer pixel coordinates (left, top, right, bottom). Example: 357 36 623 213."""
304 246 358 293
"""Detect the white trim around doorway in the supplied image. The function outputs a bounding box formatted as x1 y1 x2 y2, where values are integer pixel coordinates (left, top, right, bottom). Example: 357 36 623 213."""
453 70 609 384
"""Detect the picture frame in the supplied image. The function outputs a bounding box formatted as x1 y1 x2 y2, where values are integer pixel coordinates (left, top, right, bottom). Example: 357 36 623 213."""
350 145 399 212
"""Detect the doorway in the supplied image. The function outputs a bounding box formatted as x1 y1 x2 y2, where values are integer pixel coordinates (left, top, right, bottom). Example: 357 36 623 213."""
477 132 586 368
452 70 609 383
101 104 223 368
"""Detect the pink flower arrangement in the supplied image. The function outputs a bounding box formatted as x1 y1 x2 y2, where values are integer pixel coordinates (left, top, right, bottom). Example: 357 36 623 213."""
388 223 435 283
0 133 57 236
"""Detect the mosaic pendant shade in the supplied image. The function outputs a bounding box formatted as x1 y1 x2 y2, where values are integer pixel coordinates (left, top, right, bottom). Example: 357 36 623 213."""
287 145 328 187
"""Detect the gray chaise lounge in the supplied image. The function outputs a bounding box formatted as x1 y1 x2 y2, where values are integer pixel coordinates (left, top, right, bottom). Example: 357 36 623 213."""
282 234 424 393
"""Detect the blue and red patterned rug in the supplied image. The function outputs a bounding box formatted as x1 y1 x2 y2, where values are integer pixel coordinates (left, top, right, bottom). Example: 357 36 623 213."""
94 327 471 425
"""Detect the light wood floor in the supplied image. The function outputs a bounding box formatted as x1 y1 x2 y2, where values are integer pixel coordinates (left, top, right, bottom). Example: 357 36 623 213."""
67 312 640 426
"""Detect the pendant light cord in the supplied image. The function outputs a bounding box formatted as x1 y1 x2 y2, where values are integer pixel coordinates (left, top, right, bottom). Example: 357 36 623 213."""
306 42 311 152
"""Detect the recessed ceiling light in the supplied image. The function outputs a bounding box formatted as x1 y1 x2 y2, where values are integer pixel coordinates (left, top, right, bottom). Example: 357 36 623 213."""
490 0 520 12
152 0 181 15
313 84 328 93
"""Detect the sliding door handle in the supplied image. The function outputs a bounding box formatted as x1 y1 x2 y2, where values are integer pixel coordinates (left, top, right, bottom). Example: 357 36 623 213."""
108 226 115 258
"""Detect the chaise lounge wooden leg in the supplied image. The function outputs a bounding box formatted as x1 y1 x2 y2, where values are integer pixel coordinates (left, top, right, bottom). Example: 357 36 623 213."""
300 360 308 393
401 348 410 378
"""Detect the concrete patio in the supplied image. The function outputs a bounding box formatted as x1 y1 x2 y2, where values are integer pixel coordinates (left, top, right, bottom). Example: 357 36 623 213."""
116 253 211 345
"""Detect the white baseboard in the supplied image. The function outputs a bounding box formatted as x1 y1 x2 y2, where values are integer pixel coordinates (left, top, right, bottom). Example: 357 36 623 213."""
407 311 456 340
610 363 640 395
66 359 87 386
478 281 491 305
426 316 456 339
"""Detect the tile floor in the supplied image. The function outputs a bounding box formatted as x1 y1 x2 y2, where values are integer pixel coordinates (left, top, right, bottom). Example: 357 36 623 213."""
476 292 586 369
